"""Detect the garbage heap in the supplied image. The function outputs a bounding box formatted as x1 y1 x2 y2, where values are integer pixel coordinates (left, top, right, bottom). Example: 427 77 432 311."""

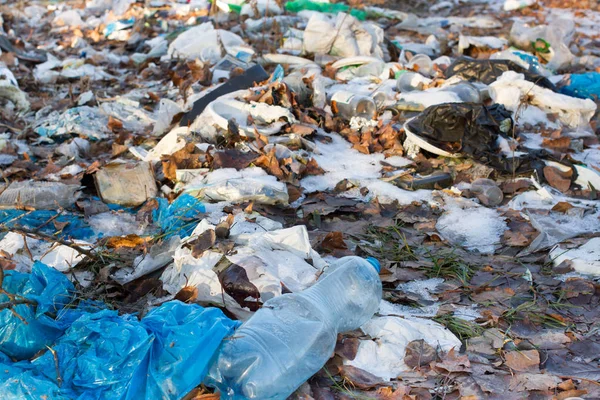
1 0 600 399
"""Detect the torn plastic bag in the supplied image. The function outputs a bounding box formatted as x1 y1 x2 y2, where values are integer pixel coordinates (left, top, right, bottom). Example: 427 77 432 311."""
559 72 600 100
153 194 206 239
20 301 239 400
167 22 254 64
0 63 30 111
406 103 539 174
129 301 240 400
490 71 597 130
0 180 81 210
0 210 94 240
346 316 460 381
0 353 65 400
549 237 600 276
0 262 75 360
183 167 289 205
445 56 556 90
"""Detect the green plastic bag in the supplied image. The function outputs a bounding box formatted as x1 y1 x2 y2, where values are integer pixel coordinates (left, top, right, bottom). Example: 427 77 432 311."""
285 0 366 20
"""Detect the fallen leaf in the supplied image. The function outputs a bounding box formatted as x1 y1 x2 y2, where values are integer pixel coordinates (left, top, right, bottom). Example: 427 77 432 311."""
211 149 258 170
320 231 348 253
186 229 216 258
542 136 571 152
303 158 325 176
504 349 540 372
218 263 261 310
404 339 436 368
175 286 198 303
335 337 360 361
108 116 123 132
340 365 385 389
551 201 574 213
434 348 470 373
544 166 571 192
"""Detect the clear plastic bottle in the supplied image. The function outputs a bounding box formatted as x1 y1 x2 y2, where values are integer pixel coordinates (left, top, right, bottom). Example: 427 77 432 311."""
206 256 382 400
396 71 431 93
406 54 433 76
443 82 481 103
471 178 504 207
330 91 376 120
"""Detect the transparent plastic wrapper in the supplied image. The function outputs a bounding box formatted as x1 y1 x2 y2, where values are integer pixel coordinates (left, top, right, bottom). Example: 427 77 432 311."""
167 22 254 64
184 168 289 205
509 20 575 71
0 180 81 210
152 194 206 239
0 262 75 360
34 106 111 140
489 71 597 130
206 256 382 400
94 162 158 207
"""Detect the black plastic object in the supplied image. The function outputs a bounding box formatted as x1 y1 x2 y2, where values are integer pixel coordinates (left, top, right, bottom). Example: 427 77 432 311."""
394 173 453 190
179 64 269 127
0 35 47 63
407 103 540 174
445 56 556 91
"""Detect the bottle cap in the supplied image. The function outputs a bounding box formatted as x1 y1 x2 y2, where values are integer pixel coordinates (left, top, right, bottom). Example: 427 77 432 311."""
365 257 381 273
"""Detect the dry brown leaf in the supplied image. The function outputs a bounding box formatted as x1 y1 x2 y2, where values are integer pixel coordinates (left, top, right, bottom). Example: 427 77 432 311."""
504 349 540 372
544 166 572 192
320 231 348 252
551 201 574 213
186 229 216 258
105 234 149 249
174 286 198 303
404 339 436 368
542 136 571 152
303 158 325 176
108 116 123 132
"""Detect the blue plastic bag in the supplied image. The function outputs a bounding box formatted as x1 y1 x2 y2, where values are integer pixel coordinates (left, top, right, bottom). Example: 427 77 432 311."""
1 300 238 400
0 210 94 240
129 301 240 400
153 194 205 239
31 310 153 400
0 262 75 360
559 72 600 100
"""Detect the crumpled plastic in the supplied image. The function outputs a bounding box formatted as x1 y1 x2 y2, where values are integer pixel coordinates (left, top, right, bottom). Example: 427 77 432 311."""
490 71 597 130
0 180 81 210
167 22 254 64
0 210 94 240
0 262 75 360
183 167 289 205
153 193 206 239
0 301 239 400
445 56 556 90
406 102 540 174
34 106 111 140
559 72 600 100
302 13 384 59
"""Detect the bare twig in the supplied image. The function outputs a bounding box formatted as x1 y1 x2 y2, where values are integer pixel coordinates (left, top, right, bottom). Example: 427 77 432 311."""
0 225 98 260
47 346 62 387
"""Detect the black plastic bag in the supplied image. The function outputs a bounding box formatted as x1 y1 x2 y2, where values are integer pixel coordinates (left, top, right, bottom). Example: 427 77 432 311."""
445 57 556 90
406 103 542 174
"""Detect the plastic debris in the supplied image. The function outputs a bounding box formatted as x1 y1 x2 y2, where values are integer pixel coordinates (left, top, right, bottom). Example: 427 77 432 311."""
94 162 158 206
206 257 381 399
0 181 81 210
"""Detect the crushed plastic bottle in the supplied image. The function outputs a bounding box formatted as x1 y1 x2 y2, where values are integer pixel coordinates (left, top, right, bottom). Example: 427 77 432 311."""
443 82 482 103
331 91 376 120
396 71 431 93
206 256 382 400
471 178 504 207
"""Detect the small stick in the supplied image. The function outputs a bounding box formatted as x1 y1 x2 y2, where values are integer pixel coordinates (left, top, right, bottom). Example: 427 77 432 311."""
46 346 62 387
